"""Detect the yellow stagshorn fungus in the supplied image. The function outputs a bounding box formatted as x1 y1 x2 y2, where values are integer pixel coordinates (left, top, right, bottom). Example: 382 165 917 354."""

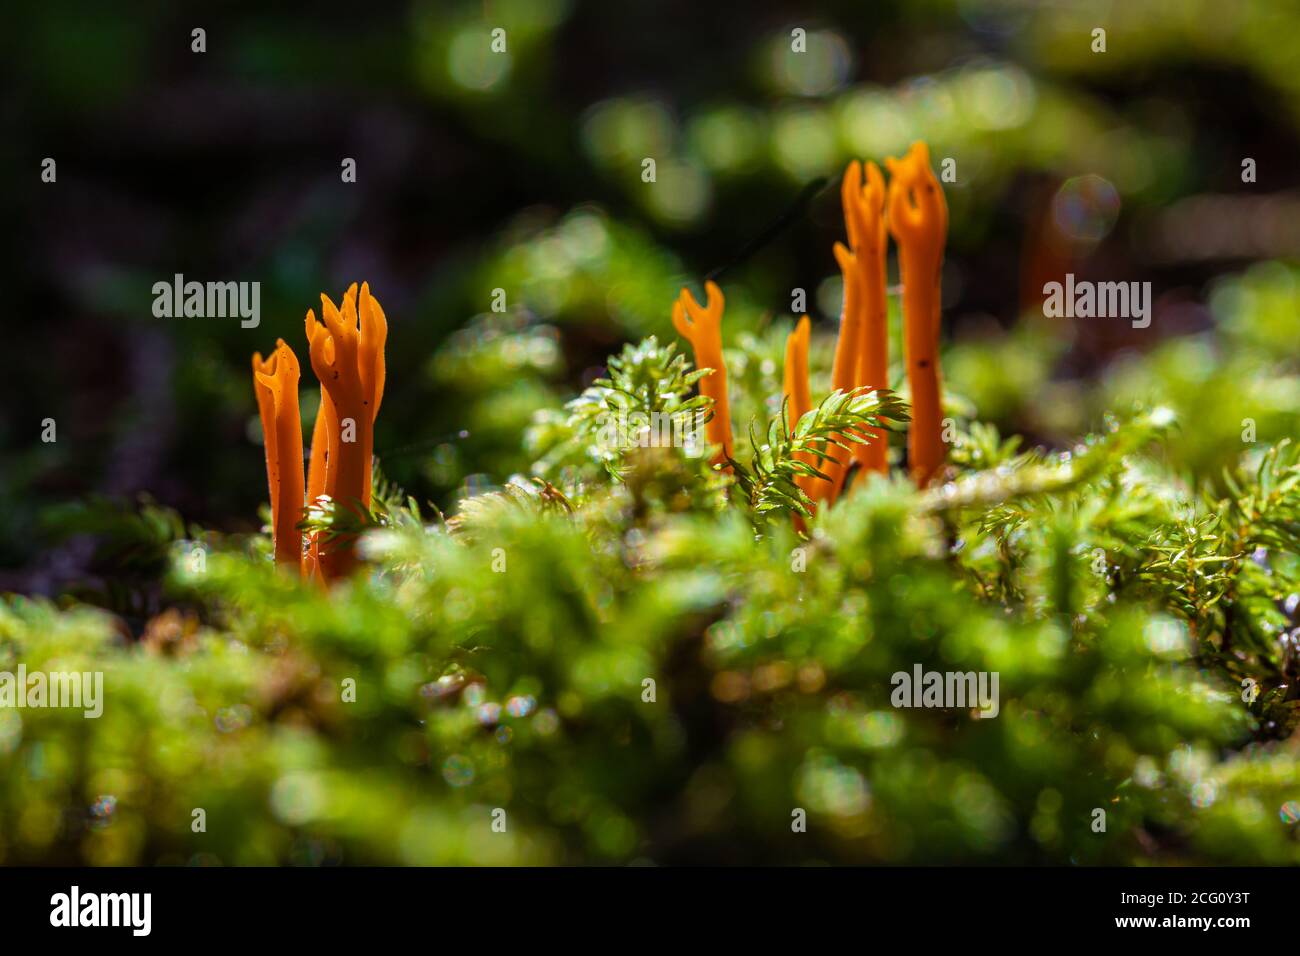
782 315 814 505
819 160 881 505
303 310 337 580
672 142 949 521
782 315 812 434
799 160 893 509
849 161 890 482
251 341 305 567
254 283 388 584
306 283 388 581
887 142 948 488
671 280 732 463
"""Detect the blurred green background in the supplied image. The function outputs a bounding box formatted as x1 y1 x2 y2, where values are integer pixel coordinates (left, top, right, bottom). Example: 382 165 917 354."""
5 0 1300 594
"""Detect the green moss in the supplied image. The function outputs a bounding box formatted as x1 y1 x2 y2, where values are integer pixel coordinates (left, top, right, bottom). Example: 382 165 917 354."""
6 260 1300 865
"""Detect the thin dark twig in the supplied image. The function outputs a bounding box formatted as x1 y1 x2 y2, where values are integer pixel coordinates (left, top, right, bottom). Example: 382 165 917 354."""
705 176 831 283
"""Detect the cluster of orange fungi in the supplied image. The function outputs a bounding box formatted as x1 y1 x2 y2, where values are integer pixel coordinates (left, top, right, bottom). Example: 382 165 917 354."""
252 143 946 577
252 283 387 584
673 141 949 514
